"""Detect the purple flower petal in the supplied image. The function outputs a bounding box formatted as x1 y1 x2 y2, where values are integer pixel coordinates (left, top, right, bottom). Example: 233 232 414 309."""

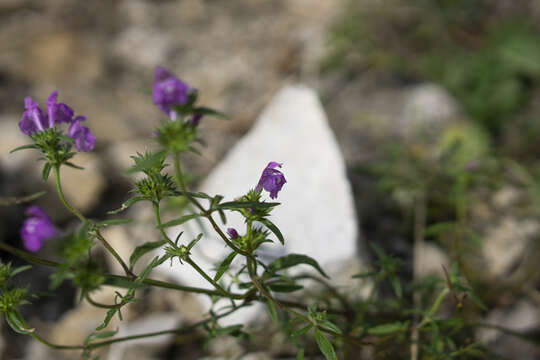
20 205 57 252
255 162 286 199
227 228 239 239
46 90 74 127
18 97 48 135
68 116 95 152
152 66 190 118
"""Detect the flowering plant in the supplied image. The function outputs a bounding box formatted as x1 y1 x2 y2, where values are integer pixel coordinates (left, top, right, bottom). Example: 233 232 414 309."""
0 68 494 360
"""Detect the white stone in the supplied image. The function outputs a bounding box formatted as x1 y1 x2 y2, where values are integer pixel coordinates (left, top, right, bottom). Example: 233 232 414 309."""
156 85 359 324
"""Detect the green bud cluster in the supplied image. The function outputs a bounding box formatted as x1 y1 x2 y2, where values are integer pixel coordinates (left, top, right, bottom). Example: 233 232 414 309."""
32 128 77 167
130 152 177 203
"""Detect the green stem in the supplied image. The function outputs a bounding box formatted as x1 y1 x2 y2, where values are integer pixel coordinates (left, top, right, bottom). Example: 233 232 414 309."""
185 257 245 299
152 201 176 247
84 294 117 309
94 230 134 279
53 165 86 223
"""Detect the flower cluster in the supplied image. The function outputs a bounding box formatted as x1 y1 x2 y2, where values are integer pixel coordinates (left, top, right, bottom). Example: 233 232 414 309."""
19 91 95 152
20 206 57 252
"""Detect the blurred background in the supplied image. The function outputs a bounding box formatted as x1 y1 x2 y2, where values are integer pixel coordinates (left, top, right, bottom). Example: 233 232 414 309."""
1 0 540 359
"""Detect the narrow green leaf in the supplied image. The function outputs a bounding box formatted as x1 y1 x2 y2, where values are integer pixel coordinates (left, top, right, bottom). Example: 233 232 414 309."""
367 322 408 335
215 324 243 336
11 265 32 277
108 196 146 214
129 240 167 268
0 191 46 207
96 308 118 330
96 218 132 227
5 312 34 334
265 299 279 325
424 222 457 237
267 254 329 279
390 275 402 299
296 349 305 360
210 195 224 209
214 252 237 281
260 218 284 245
268 283 303 293
193 106 229 120
217 201 280 210
319 320 342 335
64 161 84 170
10 144 37 153
218 209 227 224
352 271 377 278
42 163 52 181
84 329 118 346
292 324 313 338
157 213 201 229
314 329 337 360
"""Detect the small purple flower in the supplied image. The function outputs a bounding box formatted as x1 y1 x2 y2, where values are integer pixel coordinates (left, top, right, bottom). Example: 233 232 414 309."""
152 66 190 119
465 160 479 172
46 90 74 127
255 162 286 199
20 206 57 252
68 116 95 152
19 97 48 135
227 228 239 239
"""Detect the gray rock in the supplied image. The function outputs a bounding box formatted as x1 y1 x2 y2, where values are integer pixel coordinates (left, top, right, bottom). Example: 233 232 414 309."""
155 85 360 324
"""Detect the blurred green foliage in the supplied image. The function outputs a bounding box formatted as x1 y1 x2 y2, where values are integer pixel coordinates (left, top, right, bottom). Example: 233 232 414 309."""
325 0 540 138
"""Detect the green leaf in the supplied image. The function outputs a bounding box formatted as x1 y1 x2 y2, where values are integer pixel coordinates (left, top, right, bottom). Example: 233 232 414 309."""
96 218 132 227
129 240 167 268
84 329 118 346
217 201 280 210
108 196 146 214
42 163 52 181
193 106 229 120
265 299 279 325
64 161 84 170
268 283 304 293
126 151 166 174
292 324 313 338
11 265 32 277
215 324 243 336
367 321 409 335
0 191 47 206
5 312 34 334
10 144 37 153
296 348 305 360
314 329 337 360
210 195 224 209
218 209 227 224
352 271 377 278
214 252 237 281
424 222 457 237
157 213 201 229
266 254 329 279
259 218 284 245
390 275 402 299
96 308 118 331
319 320 342 335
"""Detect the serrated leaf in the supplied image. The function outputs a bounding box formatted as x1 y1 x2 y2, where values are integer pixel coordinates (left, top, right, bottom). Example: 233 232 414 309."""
42 163 52 181
214 251 237 281
9 144 37 153
129 240 167 268
193 106 229 120
157 213 201 229
96 218 132 227
126 151 166 174
266 254 329 279
314 329 337 360
217 201 280 210
259 218 284 245
367 321 408 335
108 196 146 214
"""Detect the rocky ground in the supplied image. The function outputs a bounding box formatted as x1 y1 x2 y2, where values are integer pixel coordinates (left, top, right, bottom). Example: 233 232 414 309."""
0 1 539 359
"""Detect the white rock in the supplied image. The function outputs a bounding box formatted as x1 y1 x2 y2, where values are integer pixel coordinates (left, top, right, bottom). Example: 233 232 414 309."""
0 115 38 172
156 85 359 324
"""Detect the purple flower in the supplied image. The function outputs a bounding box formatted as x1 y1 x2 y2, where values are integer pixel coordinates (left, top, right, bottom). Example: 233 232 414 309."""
190 113 202 127
46 90 74 127
465 160 479 172
68 116 95 152
19 97 48 135
227 228 239 239
255 162 286 199
152 66 190 119
20 206 57 252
